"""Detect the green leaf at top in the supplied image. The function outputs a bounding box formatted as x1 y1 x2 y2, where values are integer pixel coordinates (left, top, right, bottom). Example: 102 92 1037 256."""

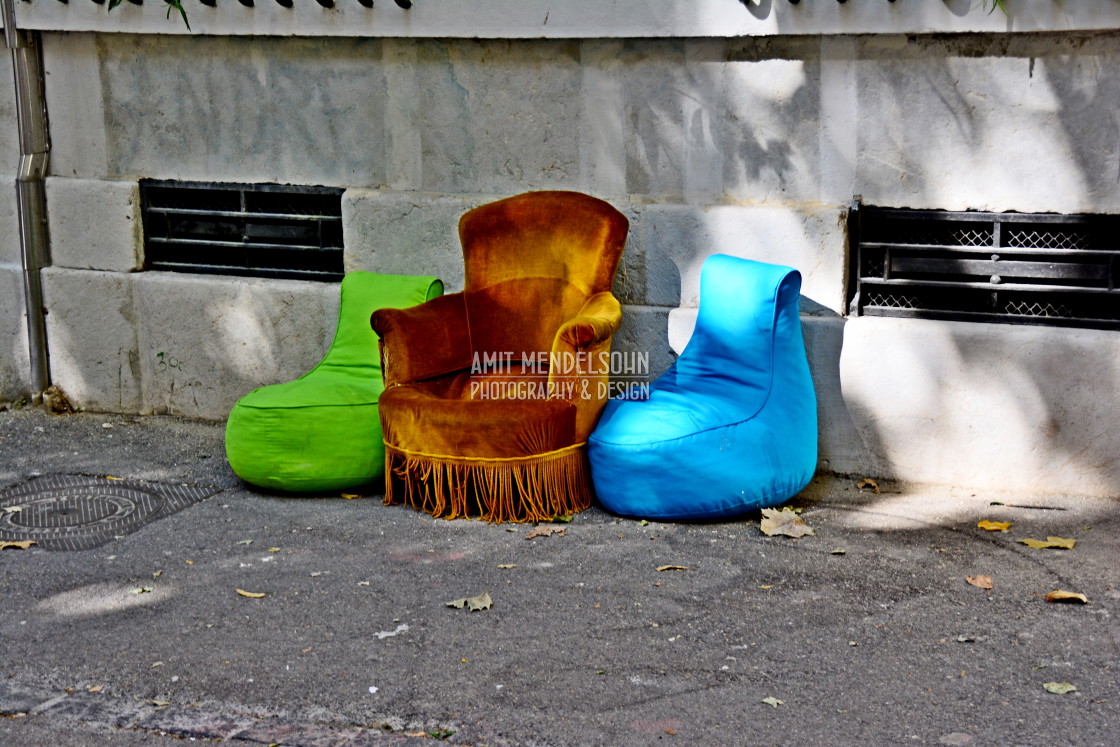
165 1 191 31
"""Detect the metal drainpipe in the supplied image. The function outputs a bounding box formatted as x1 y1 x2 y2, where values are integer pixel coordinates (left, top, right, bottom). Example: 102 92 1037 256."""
2 0 51 399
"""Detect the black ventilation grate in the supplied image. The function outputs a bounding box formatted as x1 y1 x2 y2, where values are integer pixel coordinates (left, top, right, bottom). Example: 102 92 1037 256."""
140 180 344 282
848 203 1120 329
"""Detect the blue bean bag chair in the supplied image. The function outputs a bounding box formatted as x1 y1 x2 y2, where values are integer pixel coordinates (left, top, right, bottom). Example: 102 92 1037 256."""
225 271 442 493
588 255 817 519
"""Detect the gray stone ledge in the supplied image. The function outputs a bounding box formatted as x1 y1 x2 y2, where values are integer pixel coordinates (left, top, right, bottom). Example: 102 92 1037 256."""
14 1 1120 38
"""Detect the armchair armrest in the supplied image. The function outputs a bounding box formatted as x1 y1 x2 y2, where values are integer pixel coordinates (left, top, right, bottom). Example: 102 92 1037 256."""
549 292 623 441
554 292 623 351
372 292 473 387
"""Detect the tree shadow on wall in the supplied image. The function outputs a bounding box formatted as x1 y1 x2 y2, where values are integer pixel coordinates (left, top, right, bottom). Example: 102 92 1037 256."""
842 31 1120 498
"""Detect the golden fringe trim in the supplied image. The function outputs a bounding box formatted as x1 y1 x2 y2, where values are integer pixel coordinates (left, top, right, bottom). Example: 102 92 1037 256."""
383 442 592 523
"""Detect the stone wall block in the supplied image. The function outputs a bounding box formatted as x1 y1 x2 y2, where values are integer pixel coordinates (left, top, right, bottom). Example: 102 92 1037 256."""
614 304 674 383
582 38 821 203
134 273 335 420
644 203 847 313
412 40 584 195
592 40 690 200
42 32 107 180
47 178 143 272
40 268 141 412
0 51 17 175
0 268 30 401
612 201 686 309
800 316 886 477
343 191 482 293
0 192 19 268
721 40 823 204
0 42 20 266
839 317 1120 496
98 35 389 187
853 35 1120 214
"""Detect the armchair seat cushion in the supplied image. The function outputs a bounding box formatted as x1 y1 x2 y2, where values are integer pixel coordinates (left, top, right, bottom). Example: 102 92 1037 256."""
379 370 578 460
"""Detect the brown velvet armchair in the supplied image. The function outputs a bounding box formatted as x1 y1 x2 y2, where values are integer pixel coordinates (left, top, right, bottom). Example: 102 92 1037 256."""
370 191 629 522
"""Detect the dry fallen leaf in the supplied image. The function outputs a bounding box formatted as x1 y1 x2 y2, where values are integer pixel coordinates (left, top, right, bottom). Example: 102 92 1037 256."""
341 493 362 500
761 696 784 708
446 592 492 612
977 520 1011 532
88 685 104 693
1018 536 1076 550
0 540 36 550
1043 682 1077 695
656 565 690 572
1044 590 1088 604
235 588 266 598
857 478 880 493
497 564 517 569
760 508 814 538
525 526 566 540
966 575 993 590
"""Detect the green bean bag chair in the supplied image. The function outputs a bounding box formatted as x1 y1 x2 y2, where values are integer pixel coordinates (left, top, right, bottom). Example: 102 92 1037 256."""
225 272 443 493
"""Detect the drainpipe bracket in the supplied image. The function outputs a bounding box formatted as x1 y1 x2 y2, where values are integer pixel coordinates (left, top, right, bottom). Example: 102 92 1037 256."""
17 151 48 182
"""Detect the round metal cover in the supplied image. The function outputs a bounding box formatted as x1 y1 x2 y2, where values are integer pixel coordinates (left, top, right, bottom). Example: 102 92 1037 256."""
0 475 218 551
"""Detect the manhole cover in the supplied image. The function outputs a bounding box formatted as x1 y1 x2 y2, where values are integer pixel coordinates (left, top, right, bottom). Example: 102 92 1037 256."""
0 475 218 551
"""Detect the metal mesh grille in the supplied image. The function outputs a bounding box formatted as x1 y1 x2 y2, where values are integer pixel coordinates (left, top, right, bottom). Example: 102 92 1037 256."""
1002 298 1074 318
140 180 344 282
849 204 1120 329
866 220 993 248
1005 227 1100 250
866 292 917 310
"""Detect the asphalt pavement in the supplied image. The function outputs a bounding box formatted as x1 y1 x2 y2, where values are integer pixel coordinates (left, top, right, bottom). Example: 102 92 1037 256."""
0 406 1117 746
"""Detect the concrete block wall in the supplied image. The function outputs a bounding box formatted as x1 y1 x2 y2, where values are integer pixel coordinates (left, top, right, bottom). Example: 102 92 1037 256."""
0 47 28 401
0 269 30 402
1 16 1116 495
41 269 339 420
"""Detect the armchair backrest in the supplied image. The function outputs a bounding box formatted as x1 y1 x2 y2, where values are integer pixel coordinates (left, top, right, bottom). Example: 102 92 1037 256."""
458 191 628 357
460 191 628 297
